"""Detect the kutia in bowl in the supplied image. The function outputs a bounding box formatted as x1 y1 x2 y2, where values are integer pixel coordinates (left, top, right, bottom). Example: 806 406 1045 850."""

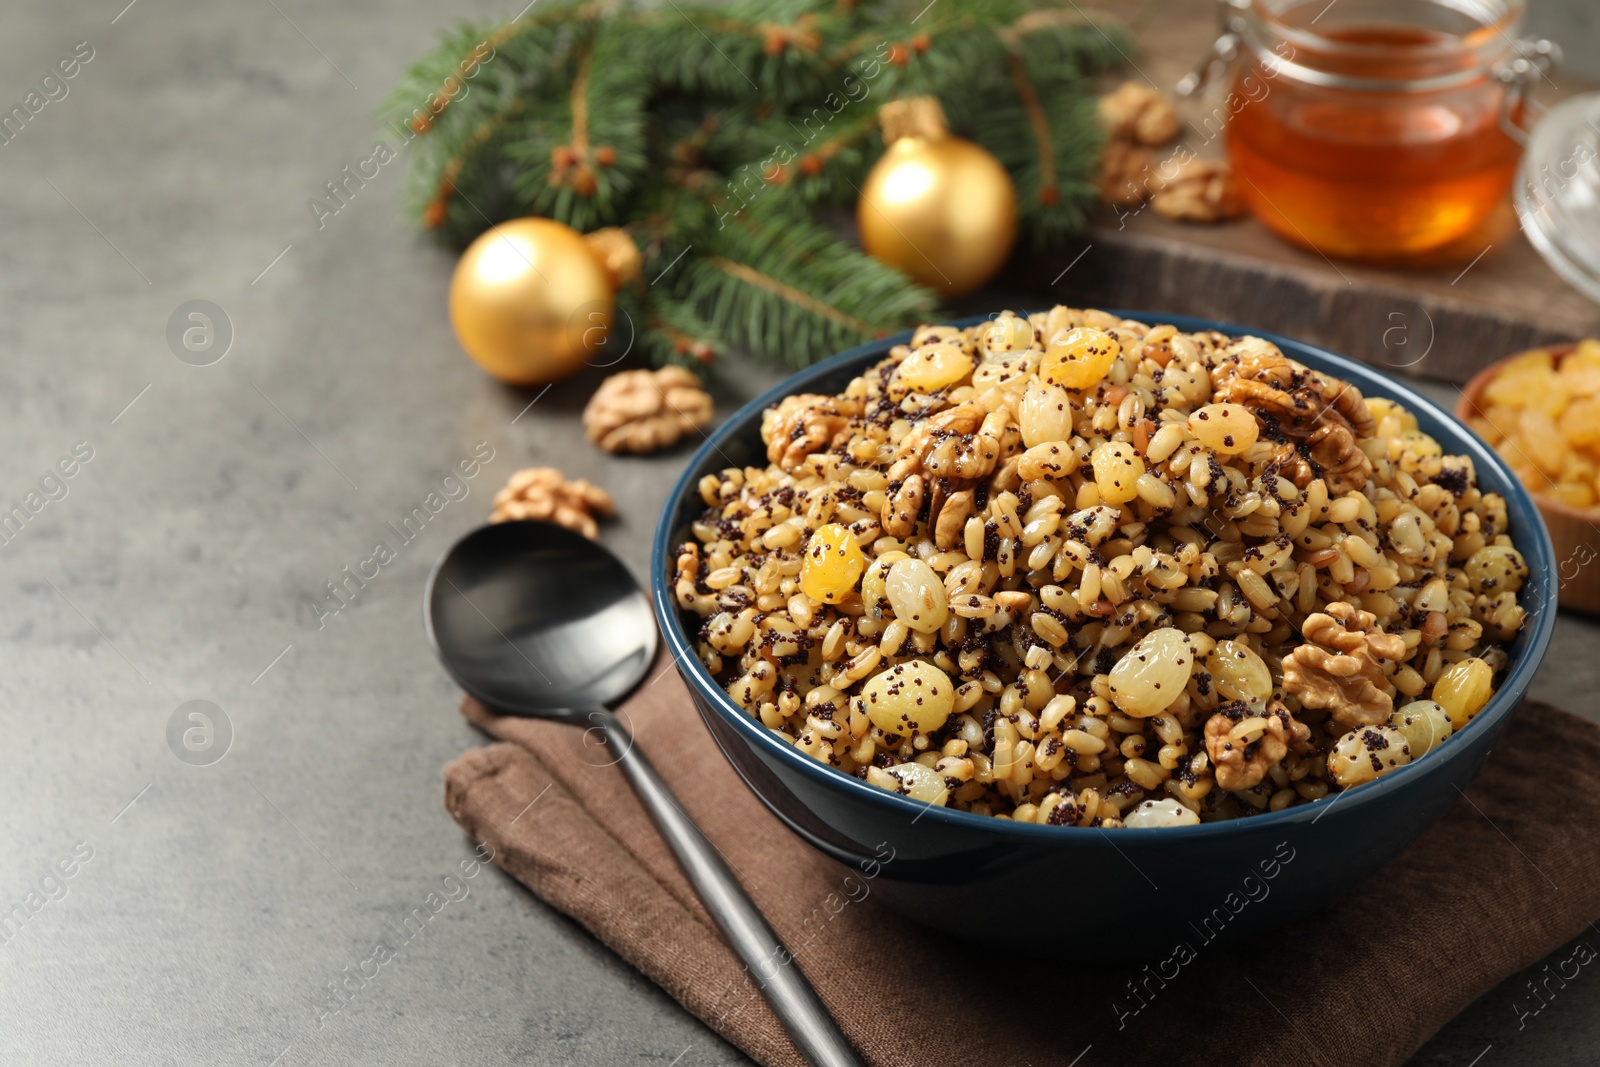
1458 341 1600 615
652 308 1555 956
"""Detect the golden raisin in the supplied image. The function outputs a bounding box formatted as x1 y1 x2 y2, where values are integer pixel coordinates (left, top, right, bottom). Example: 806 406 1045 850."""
1107 627 1193 717
862 660 955 735
800 523 865 603
1091 441 1145 504
1187 403 1260 454
896 343 975 392
1041 327 1120 391
1433 657 1494 729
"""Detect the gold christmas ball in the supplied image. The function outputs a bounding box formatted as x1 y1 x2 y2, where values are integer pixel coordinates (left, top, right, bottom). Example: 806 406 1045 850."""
449 217 620 386
857 97 1018 298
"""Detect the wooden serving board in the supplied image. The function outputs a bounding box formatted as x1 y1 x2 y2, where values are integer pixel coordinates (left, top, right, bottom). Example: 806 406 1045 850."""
1006 0 1600 384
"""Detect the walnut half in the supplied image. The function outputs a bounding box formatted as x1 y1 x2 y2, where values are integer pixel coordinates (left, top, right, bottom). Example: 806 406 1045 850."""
1151 159 1243 223
762 393 858 472
1304 422 1371 496
887 402 1006 483
1214 339 1376 492
1099 81 1180 146
1215 339 1377 440
1098 140 1155 207
583 366 713 454
490 467 614 539
1282 602 1407 730
1204 699 1311 792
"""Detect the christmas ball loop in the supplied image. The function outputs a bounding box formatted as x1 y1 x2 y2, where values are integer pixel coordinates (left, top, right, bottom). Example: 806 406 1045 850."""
858 96 1018 298
448 217 629 386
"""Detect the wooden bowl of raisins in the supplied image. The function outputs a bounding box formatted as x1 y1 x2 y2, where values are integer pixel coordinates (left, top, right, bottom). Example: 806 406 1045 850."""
1459 343 1600 615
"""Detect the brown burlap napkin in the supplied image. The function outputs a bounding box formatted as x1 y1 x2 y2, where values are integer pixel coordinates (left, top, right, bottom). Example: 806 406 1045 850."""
443 650 1600 1067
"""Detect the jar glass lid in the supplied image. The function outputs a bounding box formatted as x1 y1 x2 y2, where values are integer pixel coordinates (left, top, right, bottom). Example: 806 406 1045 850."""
1517 93 1600 306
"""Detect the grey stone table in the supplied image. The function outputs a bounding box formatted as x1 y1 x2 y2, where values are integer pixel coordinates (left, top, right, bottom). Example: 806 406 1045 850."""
0 1 1596 1065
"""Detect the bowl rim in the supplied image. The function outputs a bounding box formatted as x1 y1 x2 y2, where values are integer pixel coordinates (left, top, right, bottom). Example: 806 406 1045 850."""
651 310 1559 840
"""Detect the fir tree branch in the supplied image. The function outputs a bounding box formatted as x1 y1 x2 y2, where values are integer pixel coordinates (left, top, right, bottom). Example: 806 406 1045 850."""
708 256 882 336
638 0 858 104
1007 51 1056 196
382 0 1130 366
1001 6 1132 73
701 99 877 207
380 7 590 244
662 196 937 367
781 108 880 204
503 19 651 232
640 293 725 366
970 54 1105 245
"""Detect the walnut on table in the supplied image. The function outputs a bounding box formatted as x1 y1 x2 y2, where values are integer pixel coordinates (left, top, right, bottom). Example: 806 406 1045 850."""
1095 81 1245 225
1099 80 1180 146
1282 602 1408 730
489 467 614 539
1150 158 1244 223
1098 140 1156 207
583 366 713 455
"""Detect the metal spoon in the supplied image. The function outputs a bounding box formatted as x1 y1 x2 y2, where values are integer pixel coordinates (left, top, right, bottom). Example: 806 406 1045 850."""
425 520 861 1067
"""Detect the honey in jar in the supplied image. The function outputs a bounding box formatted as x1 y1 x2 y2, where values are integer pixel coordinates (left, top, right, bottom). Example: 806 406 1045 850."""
1218 0 1543 259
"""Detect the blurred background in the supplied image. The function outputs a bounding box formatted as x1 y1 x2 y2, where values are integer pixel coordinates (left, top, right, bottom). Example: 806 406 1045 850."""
1531 1 1597 79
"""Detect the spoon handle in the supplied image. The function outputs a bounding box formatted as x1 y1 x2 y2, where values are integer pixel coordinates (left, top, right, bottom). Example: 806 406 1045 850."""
589 708 863 1067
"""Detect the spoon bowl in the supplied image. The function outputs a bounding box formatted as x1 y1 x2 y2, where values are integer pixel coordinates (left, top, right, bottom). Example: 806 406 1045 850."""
424 520 656 718
424 519 860 1067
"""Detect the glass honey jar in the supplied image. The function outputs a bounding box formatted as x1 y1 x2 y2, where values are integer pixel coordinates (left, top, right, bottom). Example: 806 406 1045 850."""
1183 0 1558 260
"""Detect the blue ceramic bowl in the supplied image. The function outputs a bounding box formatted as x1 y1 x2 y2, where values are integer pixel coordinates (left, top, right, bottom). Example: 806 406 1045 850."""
650 312 1557 957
